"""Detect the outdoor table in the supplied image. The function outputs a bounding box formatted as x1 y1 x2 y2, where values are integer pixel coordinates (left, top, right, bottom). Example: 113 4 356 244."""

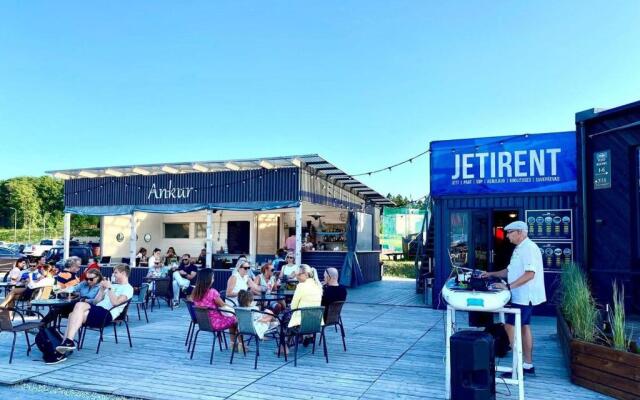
31 298 77 328
0 281 19 297
144 276 171 310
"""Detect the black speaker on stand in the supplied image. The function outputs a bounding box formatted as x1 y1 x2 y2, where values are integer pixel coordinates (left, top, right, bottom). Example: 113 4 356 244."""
450 330 496 400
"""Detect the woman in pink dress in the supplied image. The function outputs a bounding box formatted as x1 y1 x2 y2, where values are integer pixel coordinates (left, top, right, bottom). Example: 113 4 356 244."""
191 269 237 332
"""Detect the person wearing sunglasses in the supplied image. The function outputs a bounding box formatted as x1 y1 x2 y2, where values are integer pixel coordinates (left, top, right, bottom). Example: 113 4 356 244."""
278 253 298 284
40 269 104 326
225 260 260 306
254 262 284 313
171 254 197 307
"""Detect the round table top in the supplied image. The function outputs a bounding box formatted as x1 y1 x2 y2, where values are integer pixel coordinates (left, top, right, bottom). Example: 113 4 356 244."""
31 298 76 307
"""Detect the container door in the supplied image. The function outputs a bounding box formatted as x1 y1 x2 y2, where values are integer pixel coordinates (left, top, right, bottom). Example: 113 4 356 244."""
491 210 519 272
471 211 490 271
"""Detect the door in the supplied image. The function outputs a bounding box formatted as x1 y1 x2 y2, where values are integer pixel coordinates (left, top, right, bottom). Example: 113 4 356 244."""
491 210 519 271
471 211 490 271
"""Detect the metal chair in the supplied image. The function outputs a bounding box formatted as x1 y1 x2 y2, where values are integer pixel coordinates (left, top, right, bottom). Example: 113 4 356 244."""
79 300 133 354
230 307 280 369
288 306 326 366
184 300 198 351
189 306 232 364
0 307 42 363
319 300 347 353
148 278 173 311
131 284 150 323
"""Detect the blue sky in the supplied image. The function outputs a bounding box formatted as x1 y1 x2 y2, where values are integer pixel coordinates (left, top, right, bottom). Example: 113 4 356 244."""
1 1 639 199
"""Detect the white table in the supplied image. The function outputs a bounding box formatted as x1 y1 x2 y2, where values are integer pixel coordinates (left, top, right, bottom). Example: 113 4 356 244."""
445 305 524 400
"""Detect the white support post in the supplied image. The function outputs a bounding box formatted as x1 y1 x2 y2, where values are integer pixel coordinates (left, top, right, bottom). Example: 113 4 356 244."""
295 205 302 264
130 213 137 268
63 213 71 260
249 212 257 263
206 210 213 268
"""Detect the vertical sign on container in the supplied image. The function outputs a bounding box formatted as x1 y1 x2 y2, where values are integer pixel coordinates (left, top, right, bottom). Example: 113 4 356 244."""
593 150 611 190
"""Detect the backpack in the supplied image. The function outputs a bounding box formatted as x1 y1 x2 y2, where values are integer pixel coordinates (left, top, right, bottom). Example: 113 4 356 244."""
35 326 64 362
484 323 511 358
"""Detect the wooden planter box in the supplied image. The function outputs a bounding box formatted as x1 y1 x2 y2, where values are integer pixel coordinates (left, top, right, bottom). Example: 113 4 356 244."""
556 309 640 400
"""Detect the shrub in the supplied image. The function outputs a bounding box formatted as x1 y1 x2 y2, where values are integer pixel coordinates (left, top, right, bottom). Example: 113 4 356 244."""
382 261 416 279
561 263 598 343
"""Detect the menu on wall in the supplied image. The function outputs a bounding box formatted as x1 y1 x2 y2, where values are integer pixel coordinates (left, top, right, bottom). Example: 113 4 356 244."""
525 209 573 240
593 150 611 190
537 242 573 269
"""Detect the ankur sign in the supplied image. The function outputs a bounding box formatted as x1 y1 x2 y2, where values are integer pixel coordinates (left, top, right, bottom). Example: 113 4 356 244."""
429 132 576 196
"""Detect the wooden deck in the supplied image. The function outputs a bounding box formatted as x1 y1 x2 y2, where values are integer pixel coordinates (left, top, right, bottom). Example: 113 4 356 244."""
0 279 612 400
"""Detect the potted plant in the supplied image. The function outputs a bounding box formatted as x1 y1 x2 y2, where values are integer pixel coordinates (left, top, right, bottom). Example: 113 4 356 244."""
557 264 640 399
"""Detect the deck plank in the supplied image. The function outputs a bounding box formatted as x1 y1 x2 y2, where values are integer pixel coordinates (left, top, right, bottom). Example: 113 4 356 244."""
0 279 613 399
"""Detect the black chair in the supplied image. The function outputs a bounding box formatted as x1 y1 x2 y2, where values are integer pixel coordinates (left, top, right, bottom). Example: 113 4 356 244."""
121 257 130 265
99 256 111 264
184 300 198 352
0 307 42 363
190 306 232 364
78 300 133 354
287 306 326 367
147 278 173 311
319 301 347 353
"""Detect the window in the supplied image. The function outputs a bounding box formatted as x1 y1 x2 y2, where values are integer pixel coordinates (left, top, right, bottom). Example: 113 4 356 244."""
449 211 469 267
195 223 207 239
164 223 190 239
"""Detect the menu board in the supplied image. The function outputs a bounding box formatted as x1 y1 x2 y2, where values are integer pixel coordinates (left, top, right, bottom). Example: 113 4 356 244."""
537 242 573 269
593 150 611 190
525 209 573 240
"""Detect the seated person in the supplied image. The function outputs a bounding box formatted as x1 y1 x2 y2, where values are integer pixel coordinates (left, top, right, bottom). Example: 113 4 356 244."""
146 261 169 278
80 257 100 281
41 269 103 326
136 247 148 266
284 264 323 351
191 269 238 348
55 264 134 360
272 248 287 271
147 248 162 269
171 253 198 307
164 247 178 266
237 289 278 340
7 258 27 284
226 261 261 306
55 257 81 290
278 253 299 286
322 267 347 318
1 263 51 308
253 262 283 313
196 248 207 266
35 256 48 274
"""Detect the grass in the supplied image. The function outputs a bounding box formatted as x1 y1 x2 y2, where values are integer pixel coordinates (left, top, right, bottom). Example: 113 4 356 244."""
609 280 631 351
381 260 416 279
561 262 598 343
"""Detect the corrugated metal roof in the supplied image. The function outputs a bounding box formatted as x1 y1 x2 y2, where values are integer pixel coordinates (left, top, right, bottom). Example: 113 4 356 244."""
47 154 394 206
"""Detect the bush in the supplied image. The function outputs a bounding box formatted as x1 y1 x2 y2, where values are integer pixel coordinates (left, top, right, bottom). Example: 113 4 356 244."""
382 261 416 279
609 280 631 351
561 263 598 343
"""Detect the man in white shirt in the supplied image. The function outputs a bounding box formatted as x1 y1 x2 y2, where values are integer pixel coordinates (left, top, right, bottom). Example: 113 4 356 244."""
482 221 546 376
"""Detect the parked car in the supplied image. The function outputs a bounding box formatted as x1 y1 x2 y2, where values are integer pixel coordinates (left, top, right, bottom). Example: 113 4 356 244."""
46 245 93 265
8 243 26 254
0 247 25 273
29 238 63 258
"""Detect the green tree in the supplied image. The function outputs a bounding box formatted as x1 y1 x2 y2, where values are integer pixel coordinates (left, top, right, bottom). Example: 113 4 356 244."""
2 178 42 229
36 176 64 230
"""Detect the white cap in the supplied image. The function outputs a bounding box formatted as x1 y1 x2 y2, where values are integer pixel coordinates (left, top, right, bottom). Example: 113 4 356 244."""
504 221 528 232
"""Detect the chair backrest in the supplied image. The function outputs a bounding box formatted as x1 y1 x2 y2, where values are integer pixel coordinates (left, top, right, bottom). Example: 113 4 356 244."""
324 301 345 326
185 300 197 323
121 257 130 265
194 306 215 332
235 307 257 335
154 279 171 297
0 308 13 331
136 283 150 302
298 306 325 335
113 300 132 322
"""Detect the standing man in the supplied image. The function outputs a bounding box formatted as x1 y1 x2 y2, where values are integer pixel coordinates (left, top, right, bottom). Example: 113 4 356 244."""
285 228 296 252
482 221 546 376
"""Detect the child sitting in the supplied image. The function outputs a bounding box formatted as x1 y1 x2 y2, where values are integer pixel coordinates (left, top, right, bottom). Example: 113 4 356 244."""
237 290 278 339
